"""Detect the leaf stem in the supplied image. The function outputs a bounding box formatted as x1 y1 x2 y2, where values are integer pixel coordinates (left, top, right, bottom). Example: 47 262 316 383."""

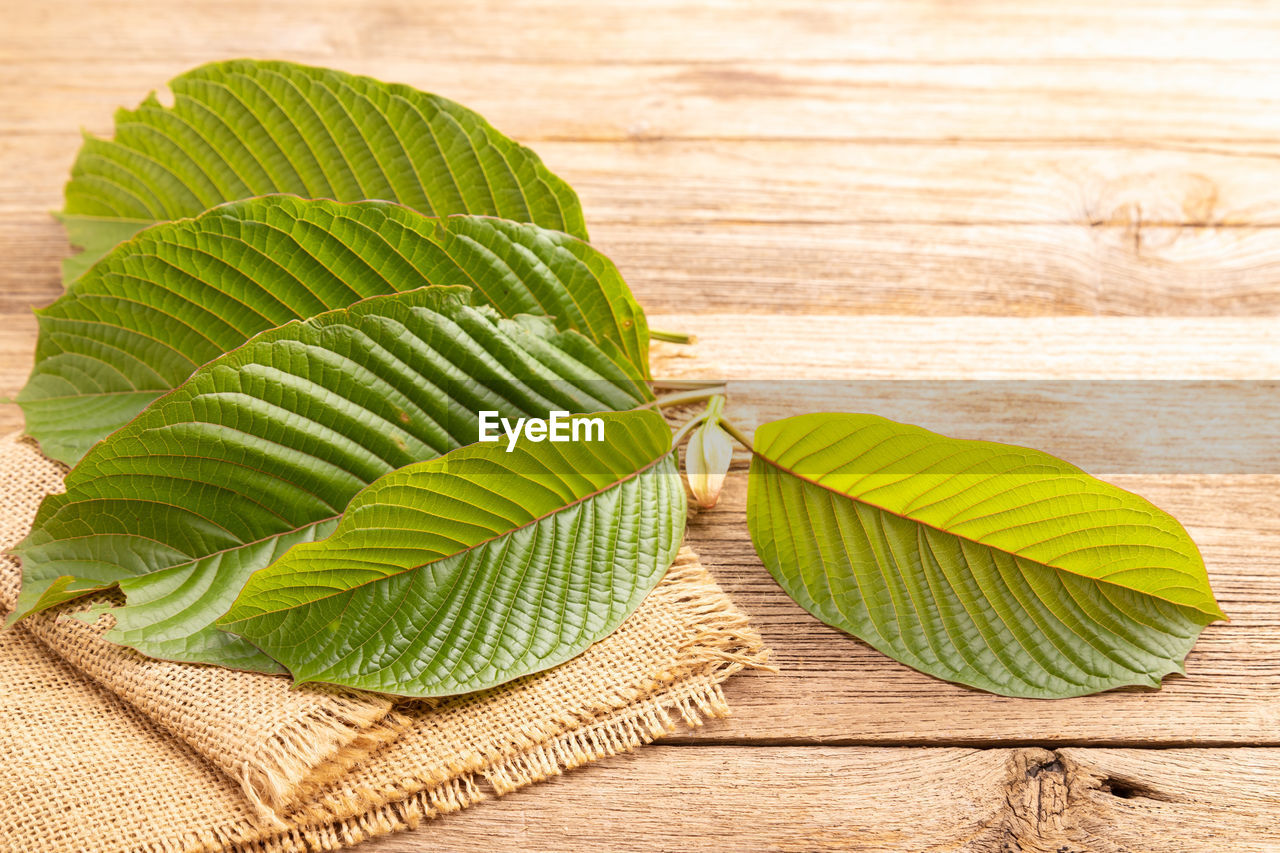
718 418 755 452
651 379 724 391
650 329 695 344
645 386 728 410
670 413 707 449
669 394 727 448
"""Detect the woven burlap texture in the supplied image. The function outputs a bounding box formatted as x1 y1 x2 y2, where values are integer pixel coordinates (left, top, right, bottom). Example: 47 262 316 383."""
0 434 769 852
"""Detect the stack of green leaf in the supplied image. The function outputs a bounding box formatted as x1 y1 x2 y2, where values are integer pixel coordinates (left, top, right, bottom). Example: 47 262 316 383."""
10 59 1227 703
11 59 684 697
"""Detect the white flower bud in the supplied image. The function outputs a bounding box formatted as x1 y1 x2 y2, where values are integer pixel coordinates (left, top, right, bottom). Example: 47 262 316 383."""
685 420 733 509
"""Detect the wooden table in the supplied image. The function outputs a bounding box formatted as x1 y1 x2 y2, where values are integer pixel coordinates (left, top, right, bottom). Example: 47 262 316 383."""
3 2 1278 850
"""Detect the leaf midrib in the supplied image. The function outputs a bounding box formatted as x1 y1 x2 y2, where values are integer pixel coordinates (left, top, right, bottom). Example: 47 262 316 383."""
10 514 345 625
120 514 346 586
751 449 1219 619
224 448 675 619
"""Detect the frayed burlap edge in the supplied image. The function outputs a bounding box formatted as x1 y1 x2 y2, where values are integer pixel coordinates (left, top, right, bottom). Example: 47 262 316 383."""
268 681 732 853
2 431 407 818
111 555 769 853
3 425 772 851
234 708 416 822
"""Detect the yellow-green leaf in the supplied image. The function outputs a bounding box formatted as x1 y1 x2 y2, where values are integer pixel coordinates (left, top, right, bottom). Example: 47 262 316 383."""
747 412 1225 698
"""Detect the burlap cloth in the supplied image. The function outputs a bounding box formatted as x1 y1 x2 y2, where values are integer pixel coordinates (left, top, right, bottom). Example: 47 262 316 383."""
0 433 769 852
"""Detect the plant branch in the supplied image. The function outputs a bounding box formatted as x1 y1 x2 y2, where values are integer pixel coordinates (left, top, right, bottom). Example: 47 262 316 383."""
651 379 724 391
670 412 709 449
718 418 755 452
642 386 727 411
650 329 695 344
669 394 727 448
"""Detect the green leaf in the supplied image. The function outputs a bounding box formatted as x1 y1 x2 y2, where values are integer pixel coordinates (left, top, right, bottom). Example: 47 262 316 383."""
220 409 684 697
746 412 1226 699
12 286 650 672
73 520 341 674
57 215 153 285
60 58 586 281
22 195 648 465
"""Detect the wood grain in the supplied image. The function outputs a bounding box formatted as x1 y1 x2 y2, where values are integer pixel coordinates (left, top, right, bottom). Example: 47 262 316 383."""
648 315 1280 381
4 0 1280 849
356 745 1280 852
10 7 1280 315
12 0 1280 64
11 212 1280 317
9 138 1280 228
7 58 1280 143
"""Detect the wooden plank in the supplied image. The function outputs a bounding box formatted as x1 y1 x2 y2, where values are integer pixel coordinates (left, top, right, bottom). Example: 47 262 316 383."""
6 59 1280 144
7 0 1280 64
357 745 1280 852
592 221 1280 315
548 141 1280 227
646 315 1280 380
9 216 1280 317
11 136 1280 314
15 140 1280 227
